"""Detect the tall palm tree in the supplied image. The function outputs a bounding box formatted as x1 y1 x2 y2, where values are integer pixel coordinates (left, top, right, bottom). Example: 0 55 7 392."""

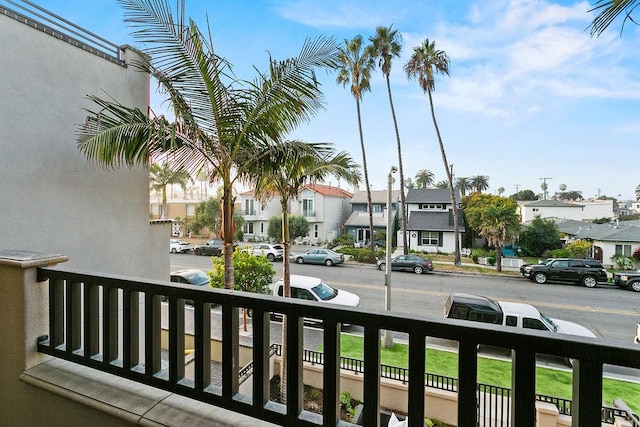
415 169 435 189
478 204 520 272
589 0 640 36
336 35 376 256
405 39 461 266
369 25 409 253
149 162 191 219
435 180 449 189
455 177 472 196
76 0 339 290
253 141 359 403
471 175 490 193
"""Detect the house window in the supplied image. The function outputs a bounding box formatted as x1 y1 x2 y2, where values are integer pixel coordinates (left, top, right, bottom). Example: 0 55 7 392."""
532 208 539 212
260 223 264 233
244 222 254 233
303 199 314 217
314 224 319 238
373 204 383 213
151 204 159 215
245 199 255 215
615 244 632 256
420 231 441 246
419 204 444 210
186 204 195 216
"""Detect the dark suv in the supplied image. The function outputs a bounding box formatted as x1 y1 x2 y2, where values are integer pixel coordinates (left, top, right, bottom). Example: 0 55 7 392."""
193 239 238 256
520 258 607 288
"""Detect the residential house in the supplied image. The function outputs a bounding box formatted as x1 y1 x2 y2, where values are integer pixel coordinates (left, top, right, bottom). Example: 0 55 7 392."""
518 199 584 223
556 219 640 267
0 1 165 279
236 184 353 244
405 188 465 254
344 189 401 245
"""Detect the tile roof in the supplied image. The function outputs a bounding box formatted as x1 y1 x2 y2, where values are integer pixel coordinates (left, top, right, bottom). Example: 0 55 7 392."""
303 183 353 198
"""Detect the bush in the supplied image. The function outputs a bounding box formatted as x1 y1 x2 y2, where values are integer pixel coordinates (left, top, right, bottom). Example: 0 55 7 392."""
331 233 354 248
610 254 635 270
551 248 572 258
565 240 592 258
487 257 496 266
337 247 382 264
633 247 640 262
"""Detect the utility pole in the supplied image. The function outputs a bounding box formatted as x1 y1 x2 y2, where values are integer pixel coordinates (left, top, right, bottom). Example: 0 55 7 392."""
514 184 521 193
539 177 553 200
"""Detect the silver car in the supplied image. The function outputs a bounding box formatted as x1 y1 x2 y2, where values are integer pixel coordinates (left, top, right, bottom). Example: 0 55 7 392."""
291 248 345 266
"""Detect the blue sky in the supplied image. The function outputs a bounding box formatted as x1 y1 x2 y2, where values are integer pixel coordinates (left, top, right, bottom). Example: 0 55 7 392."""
24 0 640 199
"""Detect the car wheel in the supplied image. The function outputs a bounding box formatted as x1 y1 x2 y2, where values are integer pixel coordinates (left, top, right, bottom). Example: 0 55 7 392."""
533 272 548 284
413 265 424 274
194 249 201 256
325 259 334 266
582 275 597 288
630 281 640 292
378 263 386 271
267 253 275 262
296 257 304 264
171 248 177 254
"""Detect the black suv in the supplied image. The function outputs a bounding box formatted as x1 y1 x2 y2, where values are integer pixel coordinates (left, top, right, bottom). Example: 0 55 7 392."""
520 258 607 288
193 239 239 256
612 269 640 292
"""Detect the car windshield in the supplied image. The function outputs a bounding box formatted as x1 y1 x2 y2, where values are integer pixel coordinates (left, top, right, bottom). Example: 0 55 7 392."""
311 281 338 301
539 312 557 332
186 271 209 286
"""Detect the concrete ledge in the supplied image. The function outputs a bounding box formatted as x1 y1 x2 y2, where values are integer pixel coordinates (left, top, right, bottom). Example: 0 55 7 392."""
20 358 277 427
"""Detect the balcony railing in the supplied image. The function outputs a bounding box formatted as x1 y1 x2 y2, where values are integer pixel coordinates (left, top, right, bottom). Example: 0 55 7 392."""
36 266 640 427
303 210 316 217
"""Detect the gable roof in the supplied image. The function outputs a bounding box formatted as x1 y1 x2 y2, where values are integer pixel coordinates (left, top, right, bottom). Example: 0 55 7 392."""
302 183 353 198
344 208 398 228
556 219 640 242
350 189 401 204
406 188 461 204
406 210 466 232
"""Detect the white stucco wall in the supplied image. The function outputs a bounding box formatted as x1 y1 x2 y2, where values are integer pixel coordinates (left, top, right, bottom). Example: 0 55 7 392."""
0 12 165 279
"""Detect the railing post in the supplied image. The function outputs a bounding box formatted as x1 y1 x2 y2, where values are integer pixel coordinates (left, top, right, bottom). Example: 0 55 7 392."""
363 327 381 426
322 320 341 426
511 348 536 427
408 332 426 427
458 340 478 427
571 358 603 426
0 251 67 426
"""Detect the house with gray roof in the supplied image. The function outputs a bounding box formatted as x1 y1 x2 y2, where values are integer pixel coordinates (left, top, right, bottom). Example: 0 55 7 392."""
556 219 640 267
344 190 401 245
405 189 465 254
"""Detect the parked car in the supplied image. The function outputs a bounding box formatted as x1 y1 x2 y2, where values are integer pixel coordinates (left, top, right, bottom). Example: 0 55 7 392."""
520 258 607 288
169 239 191 254
612 269 640 292
241 243 284 262
444 292 596 366
192 239 238 256
170 269 210 286
376 254 433 274
269 275 360 324
291 248 345 266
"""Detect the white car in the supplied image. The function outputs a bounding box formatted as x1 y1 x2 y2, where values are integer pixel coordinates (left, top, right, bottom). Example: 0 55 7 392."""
170 239 191 253
269 275 360 324
241 243 284 262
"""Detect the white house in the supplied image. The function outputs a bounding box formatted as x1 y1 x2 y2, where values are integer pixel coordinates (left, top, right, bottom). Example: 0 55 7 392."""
237 190 283 241
405 188 465 254
518 200 584 223
344 189 401 245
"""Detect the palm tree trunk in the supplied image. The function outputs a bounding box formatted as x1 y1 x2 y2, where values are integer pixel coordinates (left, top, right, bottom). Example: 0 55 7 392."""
496 247 503 272
386 75 408 254
161 185 167 219
279 199 291 402
427 91 461 266
222 184 235 289
355 99 375 257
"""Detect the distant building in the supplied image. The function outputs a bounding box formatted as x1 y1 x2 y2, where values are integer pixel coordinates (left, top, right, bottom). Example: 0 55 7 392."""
344 190 401 245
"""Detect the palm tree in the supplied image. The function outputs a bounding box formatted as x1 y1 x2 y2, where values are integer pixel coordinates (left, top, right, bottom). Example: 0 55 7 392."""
635 184 640 201
336 35 376 256
589 0 640 36
405 39 461 266
455 177 472 196
478 204 520 272
76 0 339 290
497 187 505 196
369 25 409 253
149 162 191 219
471 175 490 193
435 180 449 189
253 141 359 402
415 169 435 188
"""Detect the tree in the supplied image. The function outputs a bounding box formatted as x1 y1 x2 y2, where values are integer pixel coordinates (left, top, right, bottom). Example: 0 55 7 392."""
454 177 471 196
497 187 505 196
267 215 309 242
336 35 376 257
470 175 490 193
415 169 435 188
190 198 222 236
635 184 640 201
518 217 562 257
464 193 518 241
405 177 415 190
510 189 538 201
369 25 409 254
565 240 593 258
435 180 449 189
149 162 191 219
209 250 275 331
76 0 339 290
405 39 461 266
589 0 640 36
477 204 521 272
253 142 358 402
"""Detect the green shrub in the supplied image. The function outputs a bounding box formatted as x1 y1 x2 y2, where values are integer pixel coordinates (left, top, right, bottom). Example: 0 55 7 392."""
551 248 572 258
336 247 382 264
487 257 496 266
610 254 635 270
331 233 355 248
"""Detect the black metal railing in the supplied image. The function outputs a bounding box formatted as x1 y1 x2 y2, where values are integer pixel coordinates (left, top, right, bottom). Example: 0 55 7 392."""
36 266 640 427
1 0 125 64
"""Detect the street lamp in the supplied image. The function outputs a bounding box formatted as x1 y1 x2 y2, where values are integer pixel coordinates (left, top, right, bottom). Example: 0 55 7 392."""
382 166 398 348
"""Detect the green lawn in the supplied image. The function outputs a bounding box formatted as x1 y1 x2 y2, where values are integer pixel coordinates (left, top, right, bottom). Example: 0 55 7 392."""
319 334 640 414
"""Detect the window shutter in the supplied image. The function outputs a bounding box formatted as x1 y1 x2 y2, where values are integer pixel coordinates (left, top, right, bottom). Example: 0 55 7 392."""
439 232 443 246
